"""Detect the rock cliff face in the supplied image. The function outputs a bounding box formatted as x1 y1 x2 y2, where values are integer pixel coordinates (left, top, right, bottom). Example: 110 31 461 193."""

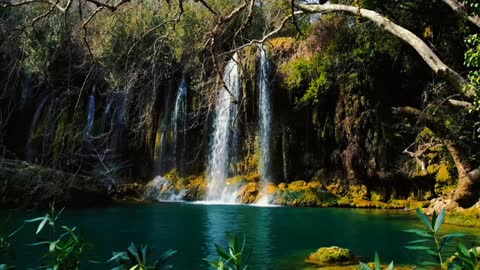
0 159 110 208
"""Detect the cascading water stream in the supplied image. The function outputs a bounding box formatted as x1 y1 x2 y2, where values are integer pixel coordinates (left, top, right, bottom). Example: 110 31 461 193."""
111 93 126 155
157 84 173 174
102 93 117 134
206 54 241 203
85 95 95 139
20 78 32 109
258 45 272 184
25 95 50 162
172 78 187 174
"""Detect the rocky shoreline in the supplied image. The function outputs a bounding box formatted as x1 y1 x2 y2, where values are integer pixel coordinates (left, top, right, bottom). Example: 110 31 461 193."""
2 160 479 228
0 159 110 208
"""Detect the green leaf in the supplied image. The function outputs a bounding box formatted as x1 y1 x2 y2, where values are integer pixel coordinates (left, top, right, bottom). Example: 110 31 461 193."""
407 239 430 244
24 216 47 223
458 243 471 257
434 209 446 233
405 245 432 250
36 215 49 234
28 241 51 246
374 252 380 270
416 208 433 231
108 251 128 263
386 261 394 270
49 240 58 252
420 261 440 266
404 229 432 237
214 244 230 261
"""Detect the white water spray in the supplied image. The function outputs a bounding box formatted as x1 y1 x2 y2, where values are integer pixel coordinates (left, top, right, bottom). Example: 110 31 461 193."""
206 54 241 203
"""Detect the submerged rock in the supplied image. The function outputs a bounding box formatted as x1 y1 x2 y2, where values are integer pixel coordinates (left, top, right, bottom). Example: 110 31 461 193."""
306 246 357 266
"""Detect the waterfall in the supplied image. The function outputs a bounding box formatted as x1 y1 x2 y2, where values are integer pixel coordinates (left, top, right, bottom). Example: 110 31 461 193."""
172 78 188 174
102 93 117 134
111 93 126 155
157 84 173 174
206 54 241 202
25 95 49 162
258 45 272 184
85 95 95 138
41 99 56 163
20 78 32 109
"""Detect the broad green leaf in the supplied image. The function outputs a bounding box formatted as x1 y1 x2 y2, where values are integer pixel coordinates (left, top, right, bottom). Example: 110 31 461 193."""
458 243 471 257
374 252 380 270
434 209 446 233
416 208 433 231
36 215 49 234
214 244 230 260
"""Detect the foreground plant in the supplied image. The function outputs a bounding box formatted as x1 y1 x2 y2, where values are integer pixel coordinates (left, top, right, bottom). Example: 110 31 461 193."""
359 252 394 270
108 243 176 270
449 243 480 270
405 208 465 268
206 232 250 270
25 206 85 269
0 217 22 270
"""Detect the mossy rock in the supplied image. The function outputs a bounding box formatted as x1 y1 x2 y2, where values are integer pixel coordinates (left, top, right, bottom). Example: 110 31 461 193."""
185 175 207 200
306 246 357 266
239 182 259 203
226 176 248 186
288 180 307 190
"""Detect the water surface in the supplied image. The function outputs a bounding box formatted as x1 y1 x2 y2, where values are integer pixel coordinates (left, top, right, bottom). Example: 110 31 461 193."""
3 203 479 269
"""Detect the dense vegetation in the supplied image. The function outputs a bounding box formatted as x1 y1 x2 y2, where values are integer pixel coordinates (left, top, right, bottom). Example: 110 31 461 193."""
0 0 480 210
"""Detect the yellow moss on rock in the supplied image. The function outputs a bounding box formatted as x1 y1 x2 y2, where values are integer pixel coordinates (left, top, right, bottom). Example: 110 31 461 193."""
288 180 307 189
306 246 356 266
436 163 452 183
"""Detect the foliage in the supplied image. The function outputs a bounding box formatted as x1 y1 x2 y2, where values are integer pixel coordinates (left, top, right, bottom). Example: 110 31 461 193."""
359 252 394 270
0 217 22 269
108 243 176 270
404 208 465 268
450 243 480 270
466 34 480 111
206 233 249 270
25 206 86 270
465 0 480 16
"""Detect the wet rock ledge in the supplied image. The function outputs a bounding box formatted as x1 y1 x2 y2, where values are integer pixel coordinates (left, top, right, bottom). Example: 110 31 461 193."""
0 159 110 208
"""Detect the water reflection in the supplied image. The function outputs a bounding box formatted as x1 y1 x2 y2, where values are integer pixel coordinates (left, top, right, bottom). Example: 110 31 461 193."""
203 204 272 269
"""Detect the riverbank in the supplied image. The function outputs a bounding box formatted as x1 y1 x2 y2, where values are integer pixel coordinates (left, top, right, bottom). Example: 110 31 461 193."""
2 159 479 228
0 159 110 208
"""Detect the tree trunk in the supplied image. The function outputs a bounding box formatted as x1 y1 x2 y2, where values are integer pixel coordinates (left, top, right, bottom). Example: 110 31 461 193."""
296 2 475 98
393 107 480 207
442 139 480 207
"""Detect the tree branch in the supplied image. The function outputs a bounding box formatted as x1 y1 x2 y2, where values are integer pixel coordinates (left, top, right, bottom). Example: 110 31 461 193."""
296 2 475 99
441 0 480 29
